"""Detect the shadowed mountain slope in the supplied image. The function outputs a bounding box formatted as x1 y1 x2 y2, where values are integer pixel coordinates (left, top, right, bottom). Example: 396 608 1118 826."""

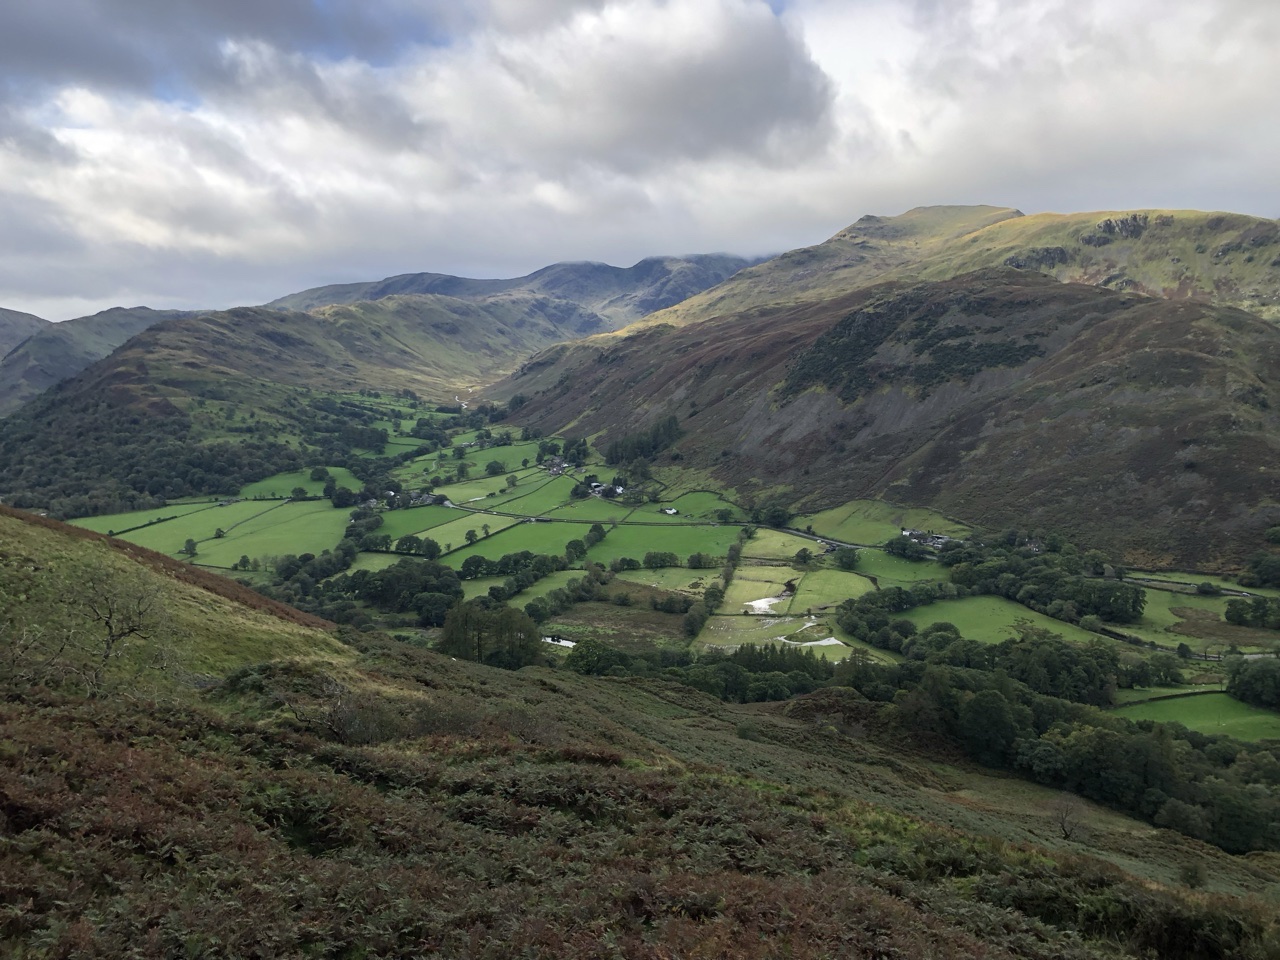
502 269 1280 568
267 254 755 327
0 307 191 416
0 307 49 359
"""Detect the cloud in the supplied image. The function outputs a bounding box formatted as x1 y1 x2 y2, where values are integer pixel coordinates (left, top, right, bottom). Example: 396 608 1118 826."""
0 0 1278 321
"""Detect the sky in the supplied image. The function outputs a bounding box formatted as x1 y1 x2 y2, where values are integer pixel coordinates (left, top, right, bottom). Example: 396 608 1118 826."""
1 0 1277 321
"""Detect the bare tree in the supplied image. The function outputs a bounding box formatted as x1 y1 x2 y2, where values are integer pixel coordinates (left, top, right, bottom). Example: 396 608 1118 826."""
1052 792 1084 841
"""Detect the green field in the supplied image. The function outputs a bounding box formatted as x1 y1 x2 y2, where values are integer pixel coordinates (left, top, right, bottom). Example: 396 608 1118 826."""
902 596 1103 645
798 499 969 545
237 467 362 499
443 520 580 565
494 475 579 516
461 570 583 603
699 614 829 649
1113 693 1280 741
72 502 220 536
1118 588 1277 656
542 499 636 523
430 515 523 554
723 569 795 613
1112 685 1218 704
1131 571 1280 598
191 500 352 568
646 491 742 523
376 505 474 541
346 552 404 575
614 568 718 595
742 529 816 561
787 569 876 613
433 474 526 503
855 550 949 587
100 500 294 555
584 524 743 567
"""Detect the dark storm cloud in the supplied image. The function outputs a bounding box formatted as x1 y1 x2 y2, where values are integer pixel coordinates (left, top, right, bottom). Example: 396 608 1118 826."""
0 0 452 97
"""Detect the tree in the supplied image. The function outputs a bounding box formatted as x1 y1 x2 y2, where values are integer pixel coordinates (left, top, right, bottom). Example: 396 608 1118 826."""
290 486 309 500
884 535 928 561
465 529 478 545
565 539 588 562
485 460 505 477
396 535 423 554
833 547 860 570
793 548 815 567
181 539 198 557
505 474 519 490
1051 792 1084 840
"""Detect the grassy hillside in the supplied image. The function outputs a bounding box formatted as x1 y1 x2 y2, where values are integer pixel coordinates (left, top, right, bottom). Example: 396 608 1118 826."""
630 205 1280 330
0 307 48 359
3 509 1278 958
501 270 1280 568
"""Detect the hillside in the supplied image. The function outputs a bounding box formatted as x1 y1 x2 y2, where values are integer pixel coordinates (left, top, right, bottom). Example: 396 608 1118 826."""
0 306 49 359
501 269 1280 568
635 205 1280 330
0 283 731 515
0 306 191 417
268 254 754 327
3 508 1277 958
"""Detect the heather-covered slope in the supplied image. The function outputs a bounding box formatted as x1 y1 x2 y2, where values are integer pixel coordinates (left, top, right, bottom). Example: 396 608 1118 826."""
502 270 1280 568
2 509 1276 958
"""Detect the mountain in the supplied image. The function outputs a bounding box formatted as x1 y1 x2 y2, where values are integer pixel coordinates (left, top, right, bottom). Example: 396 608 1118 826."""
267 254 755 327
501 268 1280 568
0 256 752 419
0 291 674 515
3 506 1276 958
634 206 1280 330
0 306 191 417
0 306 49 358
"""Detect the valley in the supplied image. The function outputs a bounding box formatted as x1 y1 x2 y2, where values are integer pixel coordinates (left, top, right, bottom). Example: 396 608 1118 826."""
5 204 1280 957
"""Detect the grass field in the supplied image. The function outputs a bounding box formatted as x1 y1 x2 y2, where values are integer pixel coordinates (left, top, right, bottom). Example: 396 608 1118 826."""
1120 589 1277 656
493 475 580 516
699 614 828 649
646 491 742 523
614 568 716 594
346 552 404 574
797 499 969 545
192 500 352 568
901 596 1103 645
584 524 743 567
1112 685 1219 704
742 529 816 561
237 467 363 500
430 515 523 555
1112 693 1280 741
432 474 525 502
723 569 795 612
787 569 876 613
542 499 637 523
103 501 294 555
855 550 949 587
376 506 474 541
442 520 580 565
461 570 584 603
73 502 221 536
1131 571 1280 598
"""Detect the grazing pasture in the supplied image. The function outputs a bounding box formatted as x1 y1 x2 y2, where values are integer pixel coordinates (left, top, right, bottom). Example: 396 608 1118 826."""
1113 693 1280 741
376 505 474 541
787 569 876 613
901 596 1103 646
855 550 949 587
584 524 742 567
192 500 353 568
237 467 362 499
798 499 969 545
741 529 817 561
72 502 220 535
